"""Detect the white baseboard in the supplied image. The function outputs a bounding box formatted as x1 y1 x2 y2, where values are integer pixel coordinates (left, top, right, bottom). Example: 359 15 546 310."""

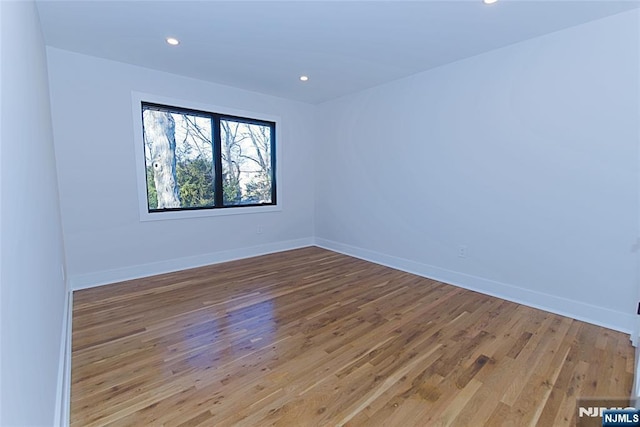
634 351 640 399
54 289 72 427
67 235 634 332
70 238 315 291
315 238 635 335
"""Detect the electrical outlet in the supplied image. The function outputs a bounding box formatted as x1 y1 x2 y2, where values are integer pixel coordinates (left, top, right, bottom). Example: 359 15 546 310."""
257 226 263 234
458 245 468 258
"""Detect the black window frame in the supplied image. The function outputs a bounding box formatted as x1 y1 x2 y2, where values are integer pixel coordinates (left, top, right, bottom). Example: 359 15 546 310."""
141 101 277 213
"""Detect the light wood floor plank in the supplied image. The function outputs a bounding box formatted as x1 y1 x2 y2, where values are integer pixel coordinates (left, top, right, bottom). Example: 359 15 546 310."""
71 247 634 426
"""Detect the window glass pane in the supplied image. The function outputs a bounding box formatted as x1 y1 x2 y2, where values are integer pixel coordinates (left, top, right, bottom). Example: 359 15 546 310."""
143 107 215 210
220 120 273 205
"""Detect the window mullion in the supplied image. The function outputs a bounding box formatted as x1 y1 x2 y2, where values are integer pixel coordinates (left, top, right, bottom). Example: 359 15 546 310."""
212 115 224 207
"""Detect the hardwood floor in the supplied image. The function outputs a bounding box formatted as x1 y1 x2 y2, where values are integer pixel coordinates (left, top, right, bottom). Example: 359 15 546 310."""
71 247 634 426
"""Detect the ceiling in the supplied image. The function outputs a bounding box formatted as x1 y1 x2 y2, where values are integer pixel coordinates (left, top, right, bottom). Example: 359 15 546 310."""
36 0 639 104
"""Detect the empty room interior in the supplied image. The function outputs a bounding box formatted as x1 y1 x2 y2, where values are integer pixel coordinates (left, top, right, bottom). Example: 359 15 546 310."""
2 0 640 426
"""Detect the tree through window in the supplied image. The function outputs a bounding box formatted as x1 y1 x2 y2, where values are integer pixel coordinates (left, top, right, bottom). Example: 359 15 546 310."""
141 102 276 212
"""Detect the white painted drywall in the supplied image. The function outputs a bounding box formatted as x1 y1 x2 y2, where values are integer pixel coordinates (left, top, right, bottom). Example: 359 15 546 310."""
0 1 67 425
46 48 316 287
1 3 4 422
315 10 640 333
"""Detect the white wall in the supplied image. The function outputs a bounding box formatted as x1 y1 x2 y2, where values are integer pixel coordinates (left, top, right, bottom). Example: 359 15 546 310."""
46 48 316 288
315 10 640 333
0 1 67 426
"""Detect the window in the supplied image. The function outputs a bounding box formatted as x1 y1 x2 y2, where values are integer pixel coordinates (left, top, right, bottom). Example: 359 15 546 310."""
140 102 276 214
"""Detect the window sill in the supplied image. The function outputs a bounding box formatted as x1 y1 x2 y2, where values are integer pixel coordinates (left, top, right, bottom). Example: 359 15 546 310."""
139 204 281 222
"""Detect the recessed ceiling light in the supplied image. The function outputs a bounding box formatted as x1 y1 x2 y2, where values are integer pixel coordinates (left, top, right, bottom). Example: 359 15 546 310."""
483 0 498 4
299 75 309 82
166 37 180 46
